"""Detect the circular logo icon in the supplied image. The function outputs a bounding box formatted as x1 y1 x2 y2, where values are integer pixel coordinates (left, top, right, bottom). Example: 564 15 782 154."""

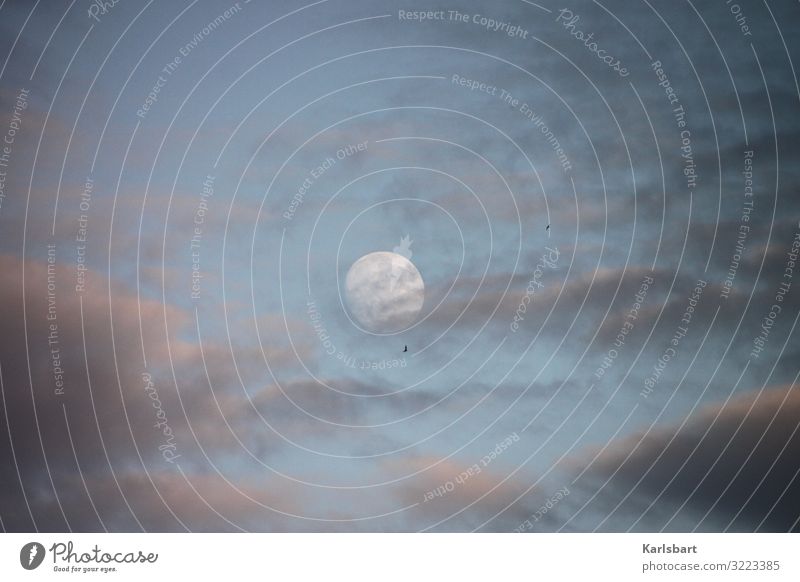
20 542 45 570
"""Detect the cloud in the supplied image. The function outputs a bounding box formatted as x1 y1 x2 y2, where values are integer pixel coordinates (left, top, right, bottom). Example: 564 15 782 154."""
0 254 305 531
26 469 301 532
385 454 539 531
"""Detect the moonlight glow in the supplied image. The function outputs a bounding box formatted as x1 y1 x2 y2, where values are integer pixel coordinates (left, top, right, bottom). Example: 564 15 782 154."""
345 252 425 333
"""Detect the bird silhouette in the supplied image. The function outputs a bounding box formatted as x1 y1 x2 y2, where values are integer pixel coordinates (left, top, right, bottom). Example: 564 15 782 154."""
403 345 408 353
546 224 550 231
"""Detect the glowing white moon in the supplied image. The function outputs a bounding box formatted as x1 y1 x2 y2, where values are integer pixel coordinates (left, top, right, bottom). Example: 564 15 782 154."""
345 251 425 333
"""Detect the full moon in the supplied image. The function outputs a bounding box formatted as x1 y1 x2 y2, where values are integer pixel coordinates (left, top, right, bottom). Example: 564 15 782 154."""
345 251 425 333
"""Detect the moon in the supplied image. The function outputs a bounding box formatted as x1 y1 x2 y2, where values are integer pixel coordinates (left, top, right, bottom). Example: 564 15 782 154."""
345 251 425 333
